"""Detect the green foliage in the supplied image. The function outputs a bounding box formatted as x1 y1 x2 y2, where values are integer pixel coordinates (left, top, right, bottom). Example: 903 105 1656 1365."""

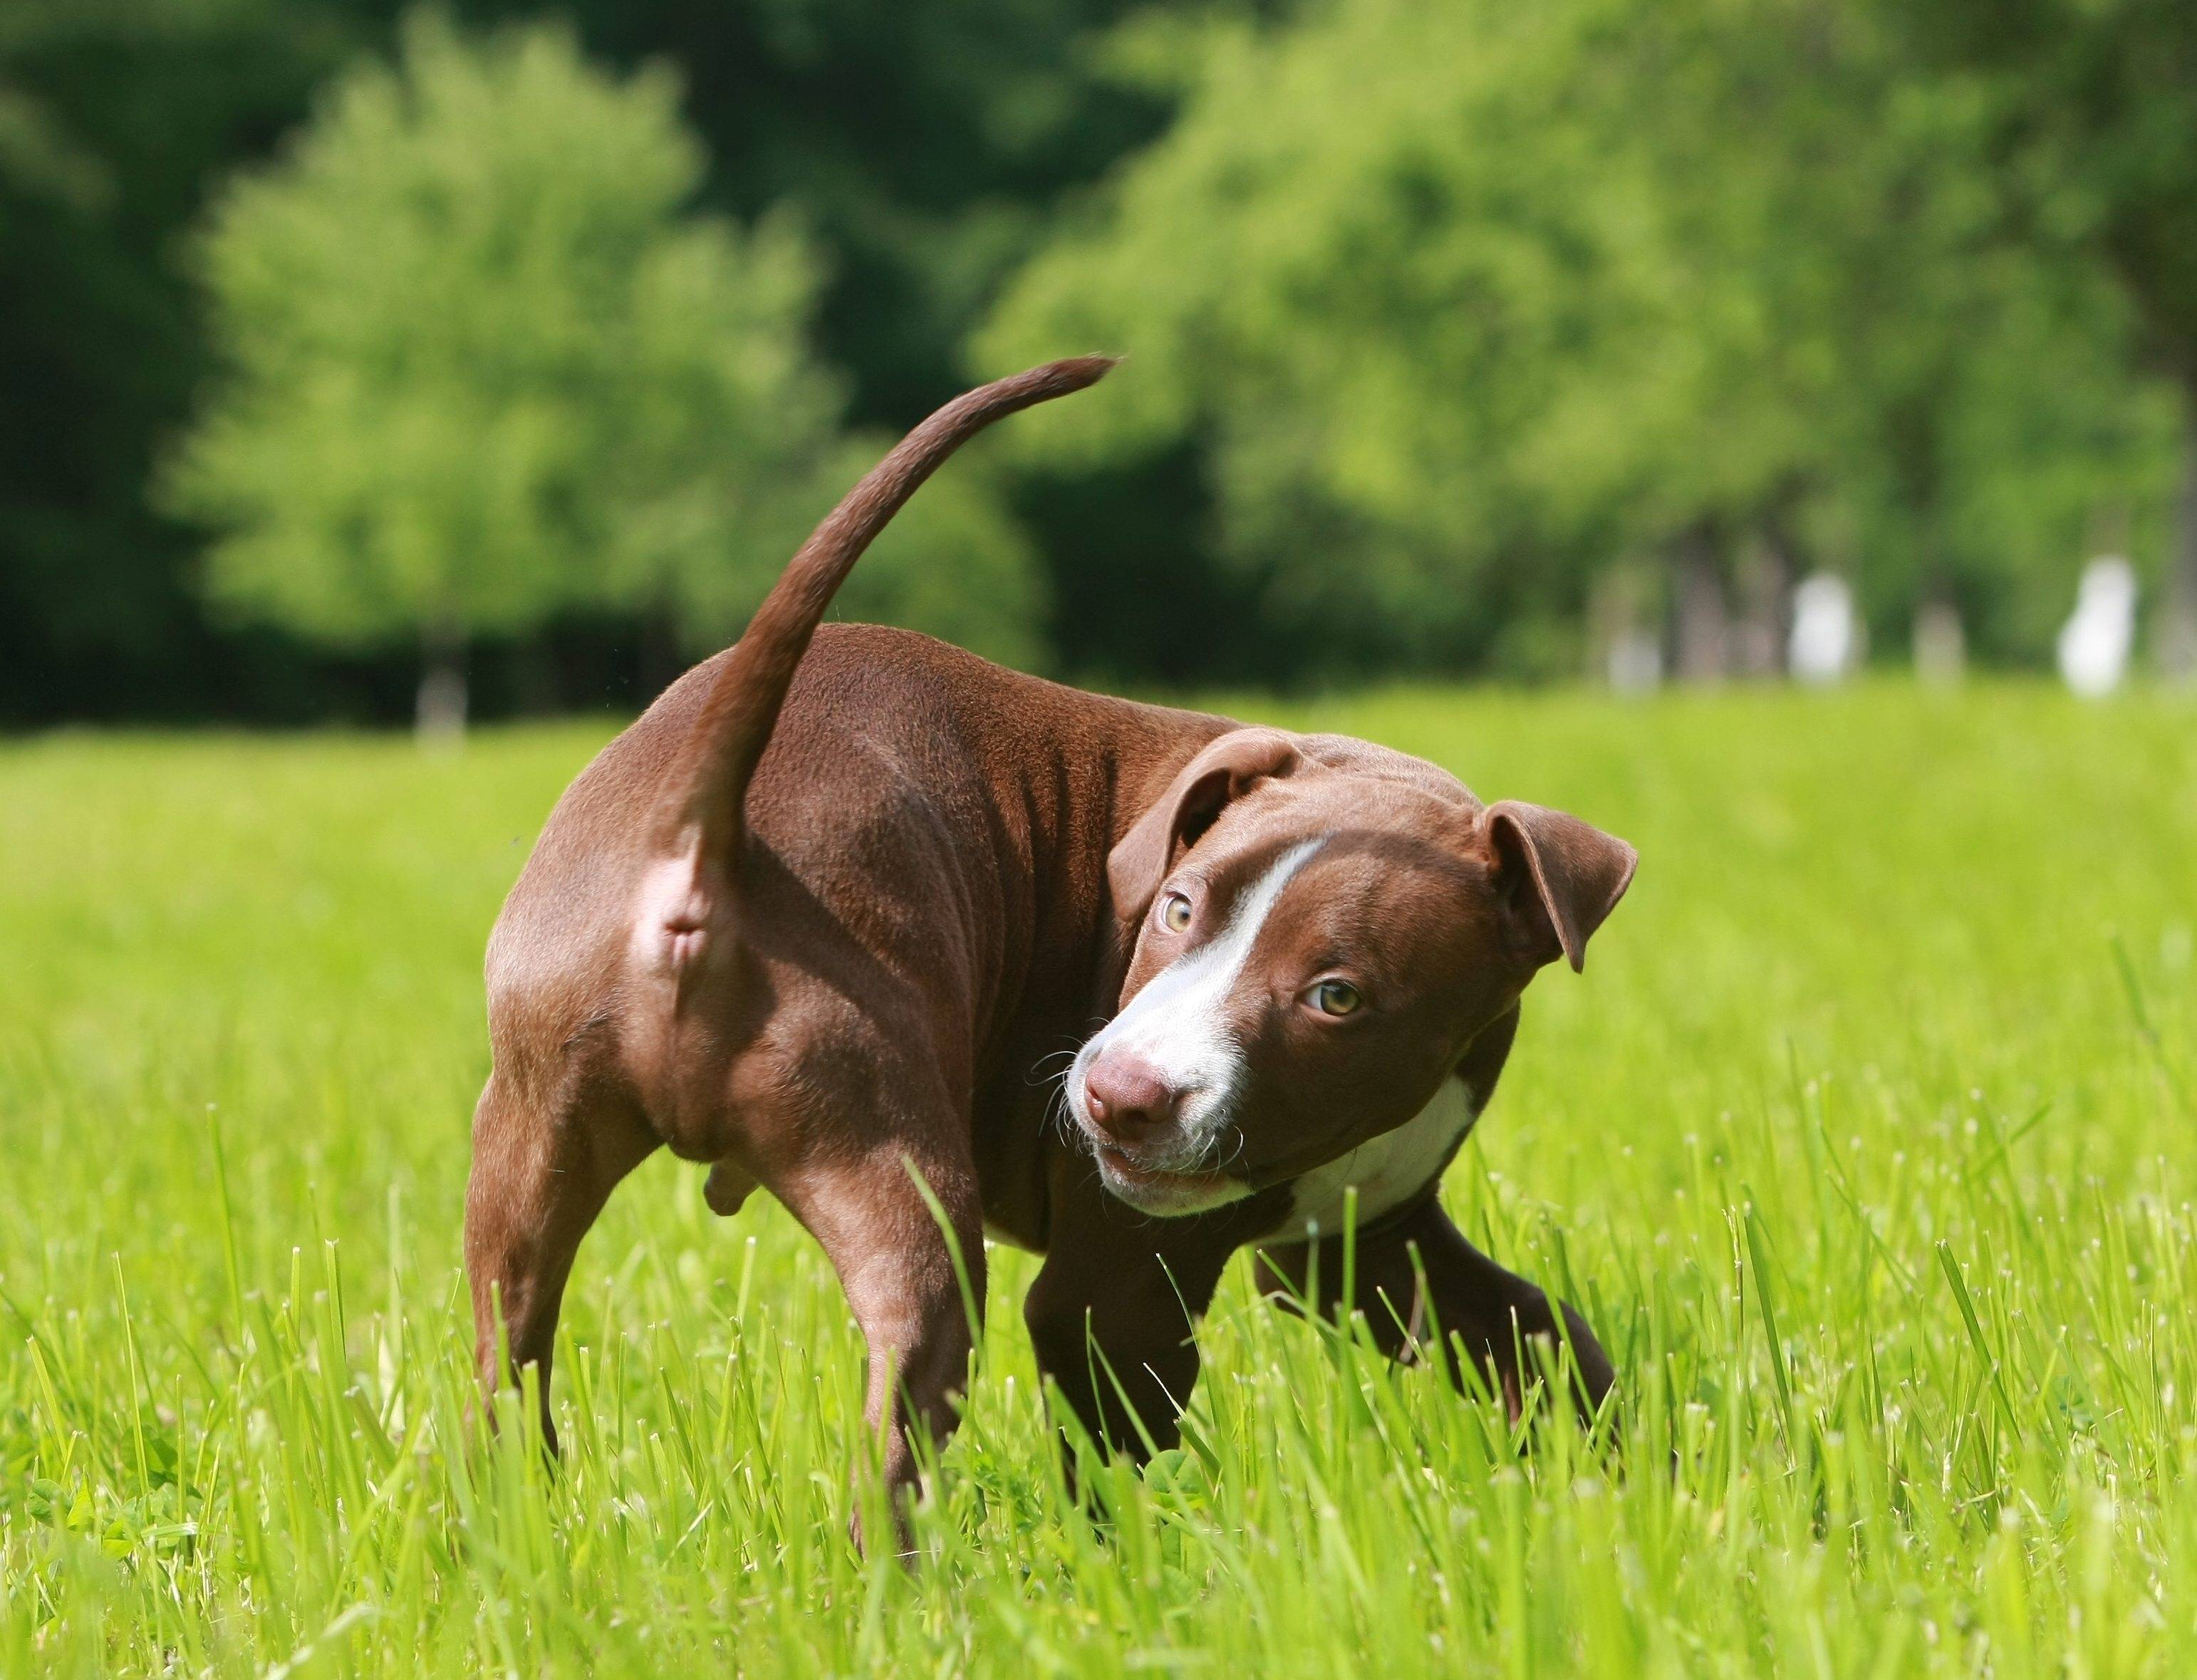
985 0 2181 672
656 425 1051 670
0 0 368 722
16 0 2197 707
1 0 1176 720
1901 0 2197 370
1890 0 2197 663
820 436 1049 669
2 688 2195 1671
166 13 844 653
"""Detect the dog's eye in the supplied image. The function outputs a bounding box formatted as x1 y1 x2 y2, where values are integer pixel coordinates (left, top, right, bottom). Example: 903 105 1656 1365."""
1307 979 1362 1017
1158 892 1193 933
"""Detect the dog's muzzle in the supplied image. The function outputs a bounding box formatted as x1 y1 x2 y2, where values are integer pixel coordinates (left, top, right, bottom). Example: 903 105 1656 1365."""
1065 1049 1249 1215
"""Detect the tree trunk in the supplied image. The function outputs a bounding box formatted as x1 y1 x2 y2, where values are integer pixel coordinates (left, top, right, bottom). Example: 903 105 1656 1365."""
416 619 467 747
1588 560 1664 692
2160 420 2197 682
1671 529 1730 684
1912 598 1965 684
1730 532 1792 678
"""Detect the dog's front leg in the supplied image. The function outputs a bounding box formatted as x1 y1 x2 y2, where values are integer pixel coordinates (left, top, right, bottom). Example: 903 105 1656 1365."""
774 1143 985 1556
1024 1232 1232 1470
1257 1198 1614 1428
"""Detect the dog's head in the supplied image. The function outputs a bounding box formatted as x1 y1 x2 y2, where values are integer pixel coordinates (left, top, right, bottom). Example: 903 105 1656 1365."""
1064 728 1635 1215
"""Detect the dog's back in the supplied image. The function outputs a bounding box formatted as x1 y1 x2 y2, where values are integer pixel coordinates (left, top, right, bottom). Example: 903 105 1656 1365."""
467 363 1126 1481
492 615 1224 1191
466 361 1631 1545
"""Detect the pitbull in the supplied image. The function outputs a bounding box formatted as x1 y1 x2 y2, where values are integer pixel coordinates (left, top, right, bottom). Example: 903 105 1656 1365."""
467 358 1635 1540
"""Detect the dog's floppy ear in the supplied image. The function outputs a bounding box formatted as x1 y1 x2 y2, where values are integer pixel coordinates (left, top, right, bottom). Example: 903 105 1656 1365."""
1109 729 1302 921
1481 800 1637 973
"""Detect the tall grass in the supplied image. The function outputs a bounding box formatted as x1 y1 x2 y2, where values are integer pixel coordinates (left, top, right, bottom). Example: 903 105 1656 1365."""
2 683 2193 1675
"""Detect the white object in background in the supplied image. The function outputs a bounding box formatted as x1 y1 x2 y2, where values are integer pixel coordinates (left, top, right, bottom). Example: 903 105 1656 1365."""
1606 628 1663 693
2057 557 2138 698
1912 600 1966 685
415 665 467 747
1789 572 1858 685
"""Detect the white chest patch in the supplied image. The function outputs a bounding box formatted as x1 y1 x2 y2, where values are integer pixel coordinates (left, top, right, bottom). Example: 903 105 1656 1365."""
1262 1082 1481 1243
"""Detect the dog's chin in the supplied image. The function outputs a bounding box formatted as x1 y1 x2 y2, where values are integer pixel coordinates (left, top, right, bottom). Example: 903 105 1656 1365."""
1089 1142 1251 1217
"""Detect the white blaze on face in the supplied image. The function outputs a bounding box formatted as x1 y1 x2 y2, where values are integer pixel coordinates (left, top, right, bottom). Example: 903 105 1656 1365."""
1069 838 1326 1170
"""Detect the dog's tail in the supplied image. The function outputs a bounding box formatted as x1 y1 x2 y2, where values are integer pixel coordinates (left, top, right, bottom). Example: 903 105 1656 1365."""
668 356 1115 868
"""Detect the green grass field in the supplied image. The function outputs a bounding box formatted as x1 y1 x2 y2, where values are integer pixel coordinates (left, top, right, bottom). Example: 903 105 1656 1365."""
3 683 2194 1676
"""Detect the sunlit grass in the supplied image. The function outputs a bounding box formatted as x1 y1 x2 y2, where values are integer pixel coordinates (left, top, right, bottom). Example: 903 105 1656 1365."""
2 681 2193 1675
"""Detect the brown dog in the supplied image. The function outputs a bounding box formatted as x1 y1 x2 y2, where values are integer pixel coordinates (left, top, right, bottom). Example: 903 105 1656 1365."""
467 358 1635 1539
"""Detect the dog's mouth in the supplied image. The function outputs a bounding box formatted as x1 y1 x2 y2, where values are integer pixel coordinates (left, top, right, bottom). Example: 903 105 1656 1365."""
1085 1139 1250 1215
1093 1142 1226 1193
1063 1060 1250 1215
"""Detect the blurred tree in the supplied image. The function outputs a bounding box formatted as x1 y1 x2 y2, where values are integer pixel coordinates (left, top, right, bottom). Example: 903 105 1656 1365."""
168 14 849 735
1896 0 2197 675
509 0 1232 680
1678 2 2181 665
529 0 1237 427
4 0 1188 722
0 0 366 723
982 0 2176 678
12 0 2196 712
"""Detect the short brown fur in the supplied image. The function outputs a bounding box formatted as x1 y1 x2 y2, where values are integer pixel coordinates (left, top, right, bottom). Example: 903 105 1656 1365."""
467 361 1636 1550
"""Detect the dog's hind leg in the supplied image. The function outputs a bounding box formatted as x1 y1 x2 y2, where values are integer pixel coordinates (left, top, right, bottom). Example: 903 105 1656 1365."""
768 1130 986 1555
464 1073 658 1453
1255 1198 1614 1429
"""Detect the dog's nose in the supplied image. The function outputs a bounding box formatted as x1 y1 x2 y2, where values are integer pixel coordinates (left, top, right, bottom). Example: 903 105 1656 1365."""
1083 1052 1181 1145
